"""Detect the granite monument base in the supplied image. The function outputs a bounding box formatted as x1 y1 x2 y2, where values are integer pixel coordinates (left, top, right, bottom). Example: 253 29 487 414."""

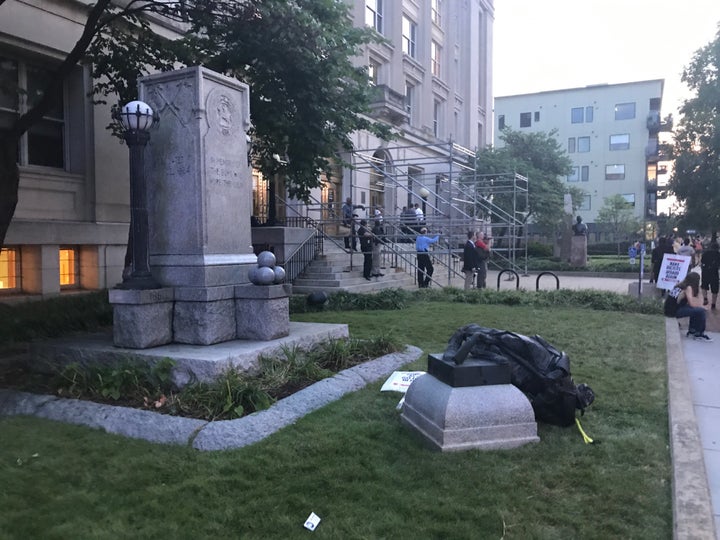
173 286 237 345
109 288 174 349
401 374 539 452
570 235 587 267
235 283 291 341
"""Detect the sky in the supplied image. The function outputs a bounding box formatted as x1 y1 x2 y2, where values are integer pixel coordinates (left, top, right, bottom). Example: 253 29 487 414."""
493 1 720 118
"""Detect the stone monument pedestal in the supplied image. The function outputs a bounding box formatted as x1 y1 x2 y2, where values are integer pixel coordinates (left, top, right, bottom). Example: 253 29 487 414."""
109 288 174 348
173 286 237 345
570 235 587 267
235 284 291 341
401 354 539 451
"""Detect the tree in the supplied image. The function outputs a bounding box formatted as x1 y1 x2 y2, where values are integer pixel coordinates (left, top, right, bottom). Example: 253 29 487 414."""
669 24 720 235
472 128 584 233
0 0 388 249
596 194 642 254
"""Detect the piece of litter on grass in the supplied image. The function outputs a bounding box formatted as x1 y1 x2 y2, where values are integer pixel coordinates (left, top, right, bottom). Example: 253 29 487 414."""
304 512 321 531
396 396 405 410
380 371 426 393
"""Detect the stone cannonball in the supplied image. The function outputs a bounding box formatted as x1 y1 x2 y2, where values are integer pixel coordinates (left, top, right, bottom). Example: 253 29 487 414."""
248 266 260 285
257 251 277 268
307 291 328 306
273 266 286 284
255 265 276 285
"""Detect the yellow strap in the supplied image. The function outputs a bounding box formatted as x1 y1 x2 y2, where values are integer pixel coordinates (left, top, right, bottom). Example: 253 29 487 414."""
575 417 594 444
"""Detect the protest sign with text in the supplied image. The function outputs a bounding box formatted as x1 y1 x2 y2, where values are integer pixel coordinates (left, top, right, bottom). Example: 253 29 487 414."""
656 254 691 289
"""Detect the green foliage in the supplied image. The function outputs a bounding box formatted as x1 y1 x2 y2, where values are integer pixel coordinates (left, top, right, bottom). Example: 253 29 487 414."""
595 194 643 252
1 304 670 538
527 241 553 258
526 255 651 273
670 25 720 233
473 128 583 232
0 292 112 346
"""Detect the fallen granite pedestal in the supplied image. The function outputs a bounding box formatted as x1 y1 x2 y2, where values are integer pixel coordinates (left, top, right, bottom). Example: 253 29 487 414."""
401 353 539 452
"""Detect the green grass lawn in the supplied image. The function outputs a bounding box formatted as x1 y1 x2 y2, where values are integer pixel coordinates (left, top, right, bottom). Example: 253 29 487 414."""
0 302 670 539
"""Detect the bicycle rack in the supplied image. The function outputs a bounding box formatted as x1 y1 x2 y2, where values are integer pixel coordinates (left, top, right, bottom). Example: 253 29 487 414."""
536 271 560 291
497 269 520 290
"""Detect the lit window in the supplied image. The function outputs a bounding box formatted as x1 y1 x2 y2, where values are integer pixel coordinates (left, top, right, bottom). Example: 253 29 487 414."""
567 167 580 182
568 137 576 153
405 82 414 123
0 53 65 168
577 136 590 153
402 16 417 58
519 112 531 128
431 41 441 77
605 164 626 180
431 0 441 25
0 248 19 291
609 133 630 150
614 102 636 120
368 60 380 86
365 0 383 33
59 247 78 288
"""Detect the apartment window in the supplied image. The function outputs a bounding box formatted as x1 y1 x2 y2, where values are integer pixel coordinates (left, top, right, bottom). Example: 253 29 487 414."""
621 193 635 207
615 102 636 120
404 82 414 122
571 106 592 124
568 137 576 153
585 106 593 123
59 247 78 288
577 136 590 153
0 54 65 168
431 0 442 25
609 133 630 150
567 167 580 182
519 112 531 128
581 165 589 182
368 60 380 86
433 99 443 137
534 111 540 122
571 107 584 123
431 41 441 77
0 248 19 291
402 16 417 58
365 0 383 33
605 164 626 180
579 195 591 211
498 115 505 130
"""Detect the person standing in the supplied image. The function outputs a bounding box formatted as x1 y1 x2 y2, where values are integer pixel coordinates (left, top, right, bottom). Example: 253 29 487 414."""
357 220 373 281
701 240 720 309
341 197 363 251
371 219 385 278
677 237 696 266
461 231 479 290
416 227 439 288
474 232 491 289
414 203 424 229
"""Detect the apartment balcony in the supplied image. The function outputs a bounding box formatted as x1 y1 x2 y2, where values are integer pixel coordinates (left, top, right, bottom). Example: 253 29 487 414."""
657 165 668 175
647 111 674 132
368 84 409 126
647 180 657 192
645 140 671 162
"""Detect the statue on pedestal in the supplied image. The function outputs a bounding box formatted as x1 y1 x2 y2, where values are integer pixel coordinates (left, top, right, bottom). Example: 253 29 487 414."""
572 215 588 236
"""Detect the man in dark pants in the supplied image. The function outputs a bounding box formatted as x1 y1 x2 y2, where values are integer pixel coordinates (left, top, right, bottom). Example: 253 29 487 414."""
358 220 373 281
415 227 440 288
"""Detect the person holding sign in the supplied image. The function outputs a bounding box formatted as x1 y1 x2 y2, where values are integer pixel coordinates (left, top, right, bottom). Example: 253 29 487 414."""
664 272 713 341
701 241 720 309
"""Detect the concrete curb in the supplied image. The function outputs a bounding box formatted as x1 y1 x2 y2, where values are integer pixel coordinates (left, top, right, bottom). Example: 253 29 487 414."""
666 318 716 539
0 346 424 451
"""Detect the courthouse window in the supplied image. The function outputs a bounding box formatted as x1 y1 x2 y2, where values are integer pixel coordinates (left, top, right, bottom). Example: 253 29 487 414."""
402 16 417 58
59 247 78 288
0 54 65 168
365 0 383 33
431 41 441 77
0 248 19 291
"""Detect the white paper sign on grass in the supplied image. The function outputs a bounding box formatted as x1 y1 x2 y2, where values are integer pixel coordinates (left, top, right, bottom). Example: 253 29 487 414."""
656 254 692 290
380 371 426 393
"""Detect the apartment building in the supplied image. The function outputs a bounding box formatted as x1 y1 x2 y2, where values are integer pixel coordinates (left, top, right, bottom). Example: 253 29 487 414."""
494 80 671 235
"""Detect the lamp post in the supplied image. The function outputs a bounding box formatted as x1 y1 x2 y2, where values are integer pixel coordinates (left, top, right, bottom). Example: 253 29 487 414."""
419 186 430 216
115 100 159 290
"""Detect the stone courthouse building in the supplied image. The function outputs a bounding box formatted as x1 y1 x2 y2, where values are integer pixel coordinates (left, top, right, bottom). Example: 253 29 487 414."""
0 0 494 299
